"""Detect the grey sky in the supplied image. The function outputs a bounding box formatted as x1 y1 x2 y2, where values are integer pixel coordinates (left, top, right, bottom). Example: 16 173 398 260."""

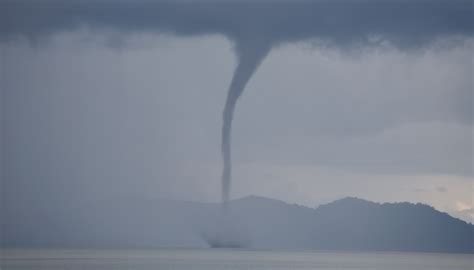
1 1 473 224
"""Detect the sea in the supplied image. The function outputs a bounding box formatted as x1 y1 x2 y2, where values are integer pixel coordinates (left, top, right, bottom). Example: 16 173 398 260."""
1 248 472 270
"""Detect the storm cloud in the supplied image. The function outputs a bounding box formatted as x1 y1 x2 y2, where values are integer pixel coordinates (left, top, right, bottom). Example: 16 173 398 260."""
1 0 472 47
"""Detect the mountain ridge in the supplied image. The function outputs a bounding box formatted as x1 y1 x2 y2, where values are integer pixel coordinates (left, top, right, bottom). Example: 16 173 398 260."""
2 195 472 253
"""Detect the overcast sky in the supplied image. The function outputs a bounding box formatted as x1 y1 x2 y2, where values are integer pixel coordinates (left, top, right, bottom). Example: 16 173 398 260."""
1 1 473 222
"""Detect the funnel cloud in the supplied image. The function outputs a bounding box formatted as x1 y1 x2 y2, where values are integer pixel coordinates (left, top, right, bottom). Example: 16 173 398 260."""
222 40 270 204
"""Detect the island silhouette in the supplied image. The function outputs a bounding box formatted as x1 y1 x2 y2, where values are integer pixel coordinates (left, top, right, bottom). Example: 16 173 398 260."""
2 195 472 253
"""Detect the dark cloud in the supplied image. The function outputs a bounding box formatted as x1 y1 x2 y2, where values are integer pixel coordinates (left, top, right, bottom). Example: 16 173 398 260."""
1 0 472 48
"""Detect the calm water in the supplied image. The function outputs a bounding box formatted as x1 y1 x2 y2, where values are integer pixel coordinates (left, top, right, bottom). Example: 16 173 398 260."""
1 249 472 270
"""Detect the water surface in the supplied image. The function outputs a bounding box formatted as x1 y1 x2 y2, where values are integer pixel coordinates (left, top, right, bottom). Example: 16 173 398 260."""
1 248 472 270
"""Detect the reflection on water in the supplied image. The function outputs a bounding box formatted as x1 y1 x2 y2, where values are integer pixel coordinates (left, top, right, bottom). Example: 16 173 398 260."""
1 248 472 270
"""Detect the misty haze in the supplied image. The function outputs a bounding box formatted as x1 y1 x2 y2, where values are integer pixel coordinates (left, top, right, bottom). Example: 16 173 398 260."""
1 1 473 269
